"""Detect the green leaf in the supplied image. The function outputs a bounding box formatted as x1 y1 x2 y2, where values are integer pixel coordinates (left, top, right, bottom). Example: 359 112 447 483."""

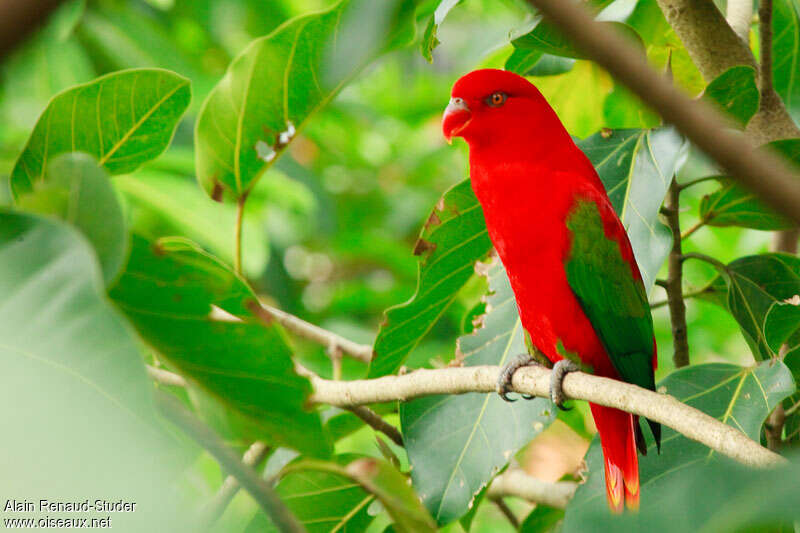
565 451 800 532
564 361 795 530
513 21 643 59
368 179 492 378
719 254 800 360
10 69 191 198
699 179 793 230
114 171 269 277
773 0 800 123
0 212 190 528
603 83 660 129
14 153 128 285
194 0 416 199
246 455 376 533
109 236 331 457
519 506 564 533
400 262 556 525
420 0 461 63
576 127 689 291
703 66 759 127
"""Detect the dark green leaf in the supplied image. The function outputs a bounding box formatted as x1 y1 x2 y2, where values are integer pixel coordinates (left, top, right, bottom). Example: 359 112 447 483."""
194 0 417 199
246 455 376 533
0 212 190 529
14 153 128 285
576 127 689 291
513 21 643 59
109 236 331 457
699 179 794 230
773 0 800 123
400 262 556 525
368 179 492 378
10 69 191 198
420 0 461 63
703 66 759 126
519 505 564 533
564 361 795 530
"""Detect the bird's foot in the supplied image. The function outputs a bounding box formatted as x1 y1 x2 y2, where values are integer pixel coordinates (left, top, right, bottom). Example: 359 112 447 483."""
550 359 579 411
497 353 541 402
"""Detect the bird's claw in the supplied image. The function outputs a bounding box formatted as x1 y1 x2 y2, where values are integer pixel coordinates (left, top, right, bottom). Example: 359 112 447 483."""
550 359 579 411
497 353 538 403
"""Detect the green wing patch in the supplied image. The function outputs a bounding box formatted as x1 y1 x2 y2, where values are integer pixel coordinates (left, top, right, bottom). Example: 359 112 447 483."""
564 199 655 392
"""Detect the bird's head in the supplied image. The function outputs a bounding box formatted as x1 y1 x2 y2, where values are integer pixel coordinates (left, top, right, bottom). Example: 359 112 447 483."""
442 69 561 149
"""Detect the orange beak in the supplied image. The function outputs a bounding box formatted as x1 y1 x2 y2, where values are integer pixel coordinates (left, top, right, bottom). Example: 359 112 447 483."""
442 97 471 144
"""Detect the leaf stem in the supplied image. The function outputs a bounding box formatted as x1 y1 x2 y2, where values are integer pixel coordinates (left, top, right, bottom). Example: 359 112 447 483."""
677 175 720 191
680 217 707 240
681 252 728 272
665 180 690 367
491 499 519 529
234 193 248 276
650 286 711 309
155 392 306 533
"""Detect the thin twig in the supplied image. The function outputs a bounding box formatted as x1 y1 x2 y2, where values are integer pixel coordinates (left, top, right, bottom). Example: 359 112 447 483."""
680 218 707 240
201 441 271 528
492 499 520 529
308 365 785 468
523 0 800 225
252 302 373 363
344 406 404 447
678 176 721 191
665 181 690 368
488 469 578 509
650 287 711 309
155 392 306 533
681 252 728 272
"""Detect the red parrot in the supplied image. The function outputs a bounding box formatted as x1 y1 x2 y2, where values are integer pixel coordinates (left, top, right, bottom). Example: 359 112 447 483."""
442 69 660 512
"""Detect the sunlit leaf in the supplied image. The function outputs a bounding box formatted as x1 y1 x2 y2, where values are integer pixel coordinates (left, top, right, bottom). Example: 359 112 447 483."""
109 236 331 457
194 0 416 199
400 262 556 525
564 361 795 530
703 66 759 126
10 69 191 198
14 153 128 285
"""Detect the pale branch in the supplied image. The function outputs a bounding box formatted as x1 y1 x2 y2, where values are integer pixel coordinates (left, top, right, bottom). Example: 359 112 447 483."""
252 302 373 363
664 182 690 368
147 364 188 387
344 406 404 447
726 0 755 42
155 393 305 533
202 441 271 528
523 0 800 226
308 365 785 468
487 469 578 510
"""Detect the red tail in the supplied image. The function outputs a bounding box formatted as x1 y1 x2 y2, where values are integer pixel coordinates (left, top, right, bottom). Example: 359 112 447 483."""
589 403 640 513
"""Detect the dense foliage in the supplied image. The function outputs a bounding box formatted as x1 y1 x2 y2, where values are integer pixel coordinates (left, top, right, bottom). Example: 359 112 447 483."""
1 0 800 531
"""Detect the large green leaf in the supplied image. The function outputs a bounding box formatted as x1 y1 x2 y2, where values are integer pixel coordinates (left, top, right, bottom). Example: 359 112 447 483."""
14 153 128 285
0 212 190 529
576 127 689 291
564 361 795 530
245 455 375 533
420 0 461 63
703 66 759 127
10 69 190 198
194 0 416 199
368 179 492 378
773 0 800 123
699 180 794 230
513 21 642 60
400 262 556 525
109 236 331 457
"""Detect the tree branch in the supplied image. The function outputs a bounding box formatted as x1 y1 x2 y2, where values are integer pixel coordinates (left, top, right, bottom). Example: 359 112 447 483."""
0 0 68 60
147 364 188 387
344 406 404 447
487 469 578 509
664 182 690 367
308 365 785 468
491 498 520 529
522 0 800 226
202 441 271 528
251 302 373 363
726 0 755 42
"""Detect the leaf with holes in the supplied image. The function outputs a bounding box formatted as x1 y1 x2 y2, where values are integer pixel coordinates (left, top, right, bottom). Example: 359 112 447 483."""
773 0 800 123
194 0 416 200
368 179 492 378
109 235 331 457
400 262 555 525
564 361 795 530
576 127 689 292
9 69 190 198
703 66 759 127
245 455 376 533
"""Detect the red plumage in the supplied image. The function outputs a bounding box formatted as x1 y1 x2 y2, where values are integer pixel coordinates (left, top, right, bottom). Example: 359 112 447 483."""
444 69 658 512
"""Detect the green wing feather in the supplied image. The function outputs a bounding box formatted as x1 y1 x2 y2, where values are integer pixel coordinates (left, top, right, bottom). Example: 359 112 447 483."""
564 199 655 393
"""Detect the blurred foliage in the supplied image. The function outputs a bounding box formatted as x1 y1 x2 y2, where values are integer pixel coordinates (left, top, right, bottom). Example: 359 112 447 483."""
1 0 800 531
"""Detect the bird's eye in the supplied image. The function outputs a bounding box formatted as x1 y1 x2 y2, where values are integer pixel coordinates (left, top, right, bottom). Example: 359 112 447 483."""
485 91 507 107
